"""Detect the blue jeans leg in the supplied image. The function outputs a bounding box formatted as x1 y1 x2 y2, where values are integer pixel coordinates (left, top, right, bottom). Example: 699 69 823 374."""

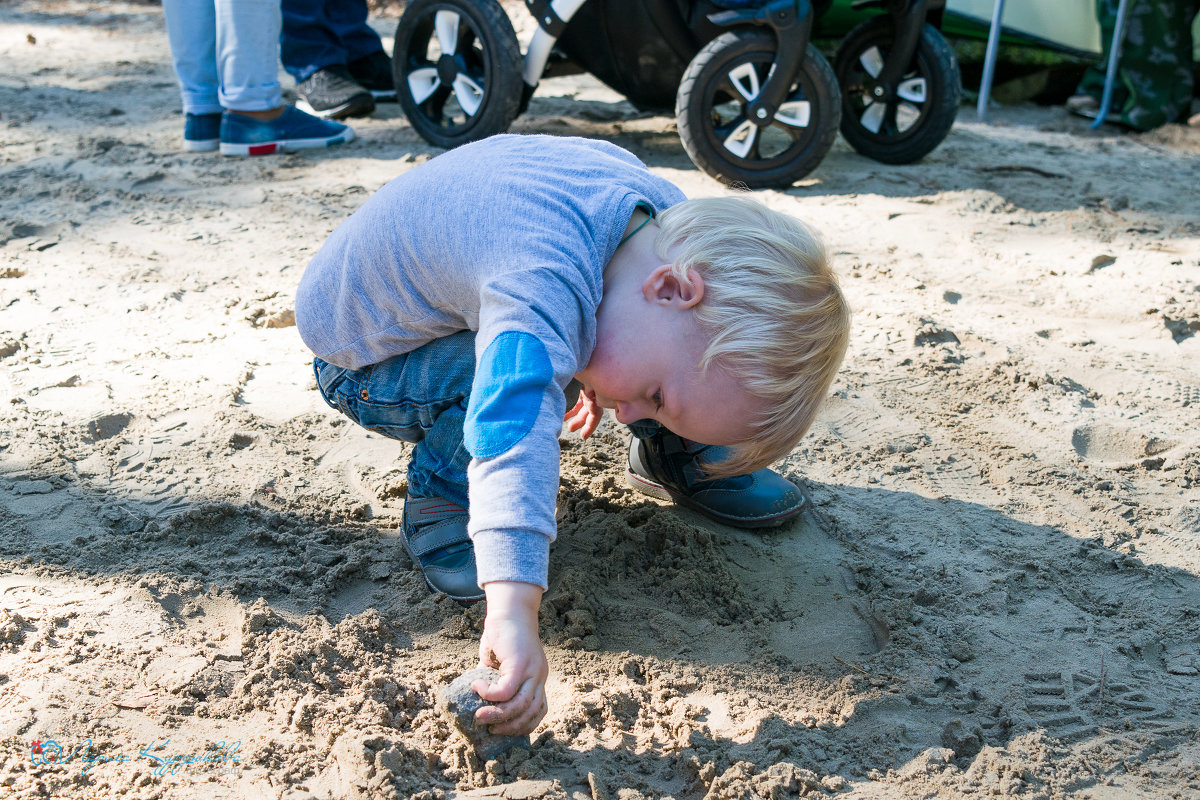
312 331 475 508
162 0 220 114
162 0 283 114
214 0 284 111
281 0 384 82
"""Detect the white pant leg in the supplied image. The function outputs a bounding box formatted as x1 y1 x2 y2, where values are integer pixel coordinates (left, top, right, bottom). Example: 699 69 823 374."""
162 0 221 114
215 0 283 112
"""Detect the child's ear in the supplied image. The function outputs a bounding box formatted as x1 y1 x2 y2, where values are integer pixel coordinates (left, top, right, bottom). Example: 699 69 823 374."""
643 265 705 309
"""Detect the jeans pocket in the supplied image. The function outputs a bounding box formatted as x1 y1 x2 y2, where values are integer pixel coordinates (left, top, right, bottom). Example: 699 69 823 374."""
314 358 349 411
316 334 475 447
353 367 434 442
355 408 429 442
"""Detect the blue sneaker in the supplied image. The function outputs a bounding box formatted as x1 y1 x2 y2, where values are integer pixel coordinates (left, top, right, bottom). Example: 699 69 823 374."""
219 106 355 157
401 497 483 604
183 112 221 152
626 429 806 528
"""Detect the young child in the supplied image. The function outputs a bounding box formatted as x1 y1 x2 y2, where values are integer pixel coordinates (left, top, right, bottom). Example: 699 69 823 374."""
295 134 849 737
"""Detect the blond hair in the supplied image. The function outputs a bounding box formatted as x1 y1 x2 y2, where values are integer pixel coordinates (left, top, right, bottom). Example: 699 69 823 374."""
653 196 849 478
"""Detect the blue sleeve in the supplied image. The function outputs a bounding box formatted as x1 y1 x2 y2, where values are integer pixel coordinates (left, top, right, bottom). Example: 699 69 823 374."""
466 273 591 590
464 332 554 459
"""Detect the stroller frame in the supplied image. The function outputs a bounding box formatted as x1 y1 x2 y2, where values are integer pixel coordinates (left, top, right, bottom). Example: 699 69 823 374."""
392 0 961 187
521 0 943 121
521 0 816 121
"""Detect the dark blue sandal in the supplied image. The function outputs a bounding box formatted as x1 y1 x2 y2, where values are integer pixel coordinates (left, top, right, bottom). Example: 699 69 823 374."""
401 497 484 603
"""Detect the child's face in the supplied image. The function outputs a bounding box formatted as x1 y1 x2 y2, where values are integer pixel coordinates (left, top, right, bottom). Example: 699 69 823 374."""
576 266 762 446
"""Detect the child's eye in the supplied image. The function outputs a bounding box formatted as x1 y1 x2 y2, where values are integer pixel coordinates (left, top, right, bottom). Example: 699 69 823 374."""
653 390 663 412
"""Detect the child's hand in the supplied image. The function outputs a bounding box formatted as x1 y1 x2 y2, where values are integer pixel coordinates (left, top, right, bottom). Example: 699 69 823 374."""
472 581 548 737
564 386 602 439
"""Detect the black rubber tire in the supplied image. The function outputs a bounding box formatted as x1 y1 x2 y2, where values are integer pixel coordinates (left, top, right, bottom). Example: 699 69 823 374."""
834 18 960 164
394 0 522 149
676 32 840 189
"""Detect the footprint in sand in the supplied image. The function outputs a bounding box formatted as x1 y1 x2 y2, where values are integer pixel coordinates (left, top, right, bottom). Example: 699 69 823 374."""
1023 668 1184 743
1070 423 1178 466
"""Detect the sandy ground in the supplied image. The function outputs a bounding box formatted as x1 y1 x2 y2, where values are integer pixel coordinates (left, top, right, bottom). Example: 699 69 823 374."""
2 2 1199 798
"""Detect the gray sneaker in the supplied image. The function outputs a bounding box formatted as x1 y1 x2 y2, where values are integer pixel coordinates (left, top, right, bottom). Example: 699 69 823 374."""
296 65 375 120
400 497 483 603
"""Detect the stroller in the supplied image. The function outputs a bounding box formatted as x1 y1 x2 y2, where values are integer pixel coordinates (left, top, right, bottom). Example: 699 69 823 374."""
390 0 961 189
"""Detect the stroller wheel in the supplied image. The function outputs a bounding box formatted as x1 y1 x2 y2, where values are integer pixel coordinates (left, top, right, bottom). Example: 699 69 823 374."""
676 32 840 189
834 19 960 164
394 0 522 149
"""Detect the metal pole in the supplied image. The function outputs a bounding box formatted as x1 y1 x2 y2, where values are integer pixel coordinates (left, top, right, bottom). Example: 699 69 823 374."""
1091 0 1133 129
976 0 1006 121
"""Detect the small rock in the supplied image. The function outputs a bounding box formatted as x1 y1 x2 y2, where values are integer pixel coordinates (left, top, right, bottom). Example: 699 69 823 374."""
439 667 529 760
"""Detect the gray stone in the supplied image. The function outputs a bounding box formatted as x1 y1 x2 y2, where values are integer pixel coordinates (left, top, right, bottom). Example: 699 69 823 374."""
439 667 529 760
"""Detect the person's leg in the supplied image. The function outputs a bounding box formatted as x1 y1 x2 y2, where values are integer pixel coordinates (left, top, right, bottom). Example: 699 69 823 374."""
162 0 221 115
214 0 283 112
1113 0 1198 129
323 0 385 64
281 0 378 117
211 0 353 159
280 0 350 83
313 332 475 505
328 0 395 103
161 0 224 151
312 332 480 601
625 420 806 528
1074 0 1123 104
1076 0 1197 129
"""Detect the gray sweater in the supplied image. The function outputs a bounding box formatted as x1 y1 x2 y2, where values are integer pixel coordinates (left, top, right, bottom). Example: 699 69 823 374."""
295 135 685 588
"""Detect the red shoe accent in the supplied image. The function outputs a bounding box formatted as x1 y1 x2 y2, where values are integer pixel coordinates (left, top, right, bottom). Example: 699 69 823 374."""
420 503 462 515
248 143 278 156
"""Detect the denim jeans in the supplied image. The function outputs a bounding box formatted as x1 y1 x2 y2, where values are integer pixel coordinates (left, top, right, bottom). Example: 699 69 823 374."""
314 331 477 508
312 332 674 508
280 0 384 83
161 0 284 114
